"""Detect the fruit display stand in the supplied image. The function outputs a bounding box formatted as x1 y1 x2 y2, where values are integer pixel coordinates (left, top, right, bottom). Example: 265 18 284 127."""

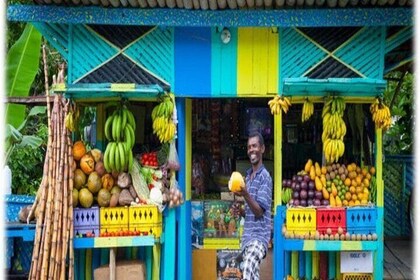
7 3 412 280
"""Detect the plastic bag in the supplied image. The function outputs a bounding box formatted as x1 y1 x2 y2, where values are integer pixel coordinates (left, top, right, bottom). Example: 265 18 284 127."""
168 175 184 208
167 141 181 171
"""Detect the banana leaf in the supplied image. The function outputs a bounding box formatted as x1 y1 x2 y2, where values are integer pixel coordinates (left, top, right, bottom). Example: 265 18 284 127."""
6 23 42 128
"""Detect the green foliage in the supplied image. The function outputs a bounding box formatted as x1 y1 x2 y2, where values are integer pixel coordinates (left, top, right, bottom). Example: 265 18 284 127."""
6 23 42 128
383 72 414 155
8 108 48 195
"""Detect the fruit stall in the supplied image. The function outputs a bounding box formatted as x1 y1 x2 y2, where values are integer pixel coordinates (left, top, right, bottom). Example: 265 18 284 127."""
6 2 412 280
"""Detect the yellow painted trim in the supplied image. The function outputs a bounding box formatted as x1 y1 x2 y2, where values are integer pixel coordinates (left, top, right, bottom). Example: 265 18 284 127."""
281 96 377 104
295 28 365 78
375 128 383 207
237 27 254 95
274 112 282 211
185 98 192 200
268 29 279 94
152 244 161 280
303 240 316 251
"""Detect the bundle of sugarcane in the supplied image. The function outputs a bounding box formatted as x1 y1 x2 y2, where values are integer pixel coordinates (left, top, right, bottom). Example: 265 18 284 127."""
28 45 74 280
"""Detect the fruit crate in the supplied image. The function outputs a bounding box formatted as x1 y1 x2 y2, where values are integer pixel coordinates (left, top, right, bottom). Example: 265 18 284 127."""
128 205 163 238
346 207 377 235
10 237 33 274
6 194 35 222
73 206 100 237
316 207 346 234
342 273 373 280
286 207 316 235
100 207 129 234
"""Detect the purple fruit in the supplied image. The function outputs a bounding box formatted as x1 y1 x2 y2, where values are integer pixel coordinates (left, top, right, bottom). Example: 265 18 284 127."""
300 200 307 207
313 199 321 206
292 175 297 182
293 191 300 199
297 176 303 183
291 182 296 190
300 190 308 199
301 181 308 190
307 190 315 198
315 191 323 200
307 199 314 206
308 181 315 190
303 175 310 183
283 179 288 187
293 199 300 206
286 179 292 187
322 199 330 206
295 183 301 192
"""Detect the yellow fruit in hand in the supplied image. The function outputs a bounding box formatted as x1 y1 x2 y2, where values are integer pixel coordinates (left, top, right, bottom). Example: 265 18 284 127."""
228 171 245 192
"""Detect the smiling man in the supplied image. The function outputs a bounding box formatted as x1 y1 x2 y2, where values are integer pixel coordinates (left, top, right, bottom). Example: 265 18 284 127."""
235 131 273 280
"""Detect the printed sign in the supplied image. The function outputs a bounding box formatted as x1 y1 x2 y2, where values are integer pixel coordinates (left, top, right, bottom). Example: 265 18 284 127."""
340 251 373 273
217 250 244 280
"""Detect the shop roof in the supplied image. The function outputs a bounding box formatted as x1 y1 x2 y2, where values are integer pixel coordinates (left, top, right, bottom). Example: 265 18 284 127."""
32 0 412 10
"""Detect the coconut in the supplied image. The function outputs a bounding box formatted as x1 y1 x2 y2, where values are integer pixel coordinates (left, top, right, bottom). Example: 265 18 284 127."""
78 188 94 208
80 154 95 175
74 169 87 190
97 188 111 207
87 172 102 194
110 185 122 195
90 148 102 163
95 161 106 177
72 188 79 207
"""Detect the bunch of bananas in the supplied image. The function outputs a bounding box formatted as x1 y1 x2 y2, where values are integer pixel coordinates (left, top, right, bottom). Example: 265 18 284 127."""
281 188 292 204
322 97 347 163
301 98 314 122
152 93 177 143
370 98 392 131
268 95 291 115
64 103 80 132
103 105 136 173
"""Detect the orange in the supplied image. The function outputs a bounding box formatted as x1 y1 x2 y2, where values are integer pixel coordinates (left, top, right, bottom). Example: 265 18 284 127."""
357 193 364 200
343 200 349 206
369 166 376 175
361 199 368 205
351 179 358 187
356 186 363 194
363 178 370 188
356 166 361 174
345 192 352 200
361 167 368 176
366 173 372 180
354 200 361 206
349 186 356 194
349 200 355 206
344 178 351 186
352 194 358 201
356 176 362 186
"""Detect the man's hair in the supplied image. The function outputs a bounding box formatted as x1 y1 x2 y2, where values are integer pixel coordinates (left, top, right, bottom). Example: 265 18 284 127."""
248 131 265 146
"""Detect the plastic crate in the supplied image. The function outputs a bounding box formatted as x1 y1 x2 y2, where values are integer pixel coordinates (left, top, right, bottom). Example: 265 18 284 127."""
286 207 316 235
73 207 100 237
346 207 377 235
100 207 129 233
11 238 33 274
129 205 163 238
6 195 35 222
316 207 346 234
6 238 14 270
342 273 373 280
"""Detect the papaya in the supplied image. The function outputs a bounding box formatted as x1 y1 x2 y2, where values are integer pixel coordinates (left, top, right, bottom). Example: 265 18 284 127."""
322 187 330 200
315 162 321 177
321 166 327 175
228 171 245 193
331 183 338 197
320 174 327 188
304 159 313 173
336 196 342 207
330 195 336 207
309 165 316 180
315 177 323 191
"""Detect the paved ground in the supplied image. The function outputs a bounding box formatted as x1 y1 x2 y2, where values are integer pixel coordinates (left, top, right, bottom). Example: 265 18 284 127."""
260 239 414 280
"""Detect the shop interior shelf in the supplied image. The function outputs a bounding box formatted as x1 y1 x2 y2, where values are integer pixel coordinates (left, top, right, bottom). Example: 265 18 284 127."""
281 239 378 251
73 235 160 249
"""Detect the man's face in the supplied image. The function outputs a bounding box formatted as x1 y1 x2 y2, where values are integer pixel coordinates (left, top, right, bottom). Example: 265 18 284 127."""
247 136 264 166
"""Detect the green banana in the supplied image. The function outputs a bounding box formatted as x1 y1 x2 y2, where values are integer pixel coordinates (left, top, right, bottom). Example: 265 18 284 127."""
125 124 135 147
104 114 114 141
114 142 121 172
103 144 111 173
124 126 133 149
112 114 119 141
121 108 127 134
108 142 116 172
126 109 136 131
127 150 134 173
118 142 126 172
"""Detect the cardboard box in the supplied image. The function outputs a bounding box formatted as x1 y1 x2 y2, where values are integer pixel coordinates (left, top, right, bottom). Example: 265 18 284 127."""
94 260 146 280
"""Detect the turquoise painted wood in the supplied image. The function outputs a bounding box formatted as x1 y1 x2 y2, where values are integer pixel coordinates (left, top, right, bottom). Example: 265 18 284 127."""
280 28 325 80
125 27 174 86
71 25 118 83
174 27 212 96
335 27 385 78
176 98 192 280
305 252 312 279
385 27 413 54
8 5 413 27
375 207 384 280
92 249 101 273
211 27 237 96
285 251 291 276
328 251 336 279
146 247 152 280
78 249 86 280
162 208 176 280
32 22 69 60
100 248 109 265
273 205 283 280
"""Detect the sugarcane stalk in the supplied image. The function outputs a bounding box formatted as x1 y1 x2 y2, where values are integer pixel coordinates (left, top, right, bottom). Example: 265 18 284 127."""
40 95 60 280
30 43 53 280
48 97 66 279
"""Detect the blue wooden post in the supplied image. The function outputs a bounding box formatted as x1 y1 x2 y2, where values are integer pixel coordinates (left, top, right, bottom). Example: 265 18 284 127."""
162 208 176 280
285 251 291 276
274 205 285 280
374 207 384 280
176 97 192 280
298 251 305 279
146 246 152 280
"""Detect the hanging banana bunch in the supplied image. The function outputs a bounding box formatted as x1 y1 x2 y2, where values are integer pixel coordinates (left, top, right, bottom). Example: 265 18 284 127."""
103 104 136 173
64 102 79 132
151 92 177 143
370 98 392 131
322 96 347 163
268 95 292 115
301 98 314 122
